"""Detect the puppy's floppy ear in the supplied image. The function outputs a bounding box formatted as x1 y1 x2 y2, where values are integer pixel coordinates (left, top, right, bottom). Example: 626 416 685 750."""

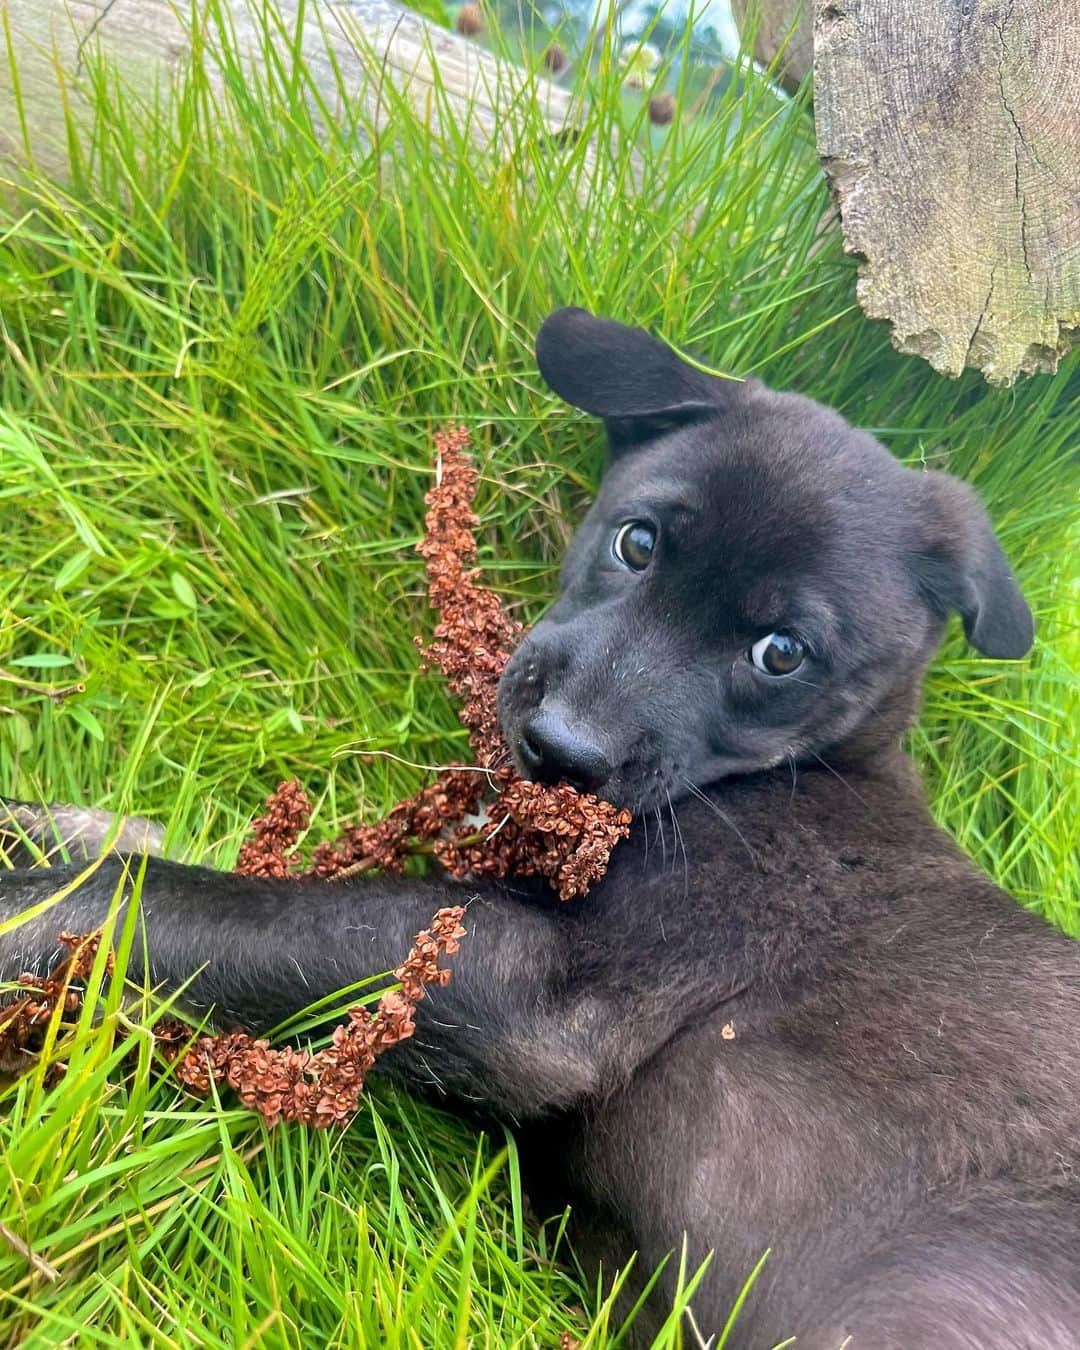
913 472 1034 659
535 307 731 450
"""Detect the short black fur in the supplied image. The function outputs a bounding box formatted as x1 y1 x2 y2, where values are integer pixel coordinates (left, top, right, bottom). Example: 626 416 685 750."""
2 310 1075 1348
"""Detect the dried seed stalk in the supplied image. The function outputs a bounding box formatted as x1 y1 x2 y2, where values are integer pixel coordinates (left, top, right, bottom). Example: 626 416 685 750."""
262 424 631 900
190 425 631 1126
0 932 111 1078
161 907 466 1128
2 426 631 1128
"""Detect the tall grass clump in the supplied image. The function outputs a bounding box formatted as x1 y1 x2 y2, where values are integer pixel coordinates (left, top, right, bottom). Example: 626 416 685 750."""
1 1 1076 1343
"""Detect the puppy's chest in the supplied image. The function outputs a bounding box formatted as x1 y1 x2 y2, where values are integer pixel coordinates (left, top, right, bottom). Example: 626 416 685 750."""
526 1015 874 1221
520 1002 1019 1257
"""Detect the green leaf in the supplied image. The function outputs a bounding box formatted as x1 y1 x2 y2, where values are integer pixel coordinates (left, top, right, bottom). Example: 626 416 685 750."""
66 703 105 741
170 572 199 609
9 652 75 669
150 601 193 620
6 713 33 754
53 548 94 592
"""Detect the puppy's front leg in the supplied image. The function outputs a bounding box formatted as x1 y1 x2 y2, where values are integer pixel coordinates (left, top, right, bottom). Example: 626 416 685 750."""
0 858 648 1120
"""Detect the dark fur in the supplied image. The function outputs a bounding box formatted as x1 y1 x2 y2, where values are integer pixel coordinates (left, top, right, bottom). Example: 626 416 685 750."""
2 310 1076 1347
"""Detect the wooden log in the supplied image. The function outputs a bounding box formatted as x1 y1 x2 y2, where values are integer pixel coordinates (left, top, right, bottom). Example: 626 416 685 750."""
815 0 1080 384
730 0 812 96
0 0 578 179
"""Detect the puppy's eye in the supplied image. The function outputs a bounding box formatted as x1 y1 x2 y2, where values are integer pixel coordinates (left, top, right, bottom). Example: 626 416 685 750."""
612 521 656 571
749 632 806 677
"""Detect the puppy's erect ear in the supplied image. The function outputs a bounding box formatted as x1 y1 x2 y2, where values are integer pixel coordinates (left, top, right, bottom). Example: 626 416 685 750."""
913 472 1034 659
535 308 732 450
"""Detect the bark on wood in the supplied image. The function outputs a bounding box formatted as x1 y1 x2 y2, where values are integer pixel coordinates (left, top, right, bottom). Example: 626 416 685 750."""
0 0 579 180
815 0 1080 384
730 0 812 96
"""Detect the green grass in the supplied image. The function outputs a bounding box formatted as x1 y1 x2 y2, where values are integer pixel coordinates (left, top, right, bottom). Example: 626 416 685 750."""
0 1 1077 1343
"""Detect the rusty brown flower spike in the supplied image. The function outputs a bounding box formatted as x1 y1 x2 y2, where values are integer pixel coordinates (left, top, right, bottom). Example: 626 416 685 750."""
0 932 112 1078
0 427 631 1123
267 424 631 899
161 907 466 1128
234 778 312 878
184 425 631 1126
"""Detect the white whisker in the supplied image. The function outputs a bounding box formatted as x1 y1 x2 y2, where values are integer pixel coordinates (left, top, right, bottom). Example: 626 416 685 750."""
666 787 690 897
683 779 761 870
809 752 871 809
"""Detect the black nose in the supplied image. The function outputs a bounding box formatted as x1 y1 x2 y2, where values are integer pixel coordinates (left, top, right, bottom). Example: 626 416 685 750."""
518 711 612 793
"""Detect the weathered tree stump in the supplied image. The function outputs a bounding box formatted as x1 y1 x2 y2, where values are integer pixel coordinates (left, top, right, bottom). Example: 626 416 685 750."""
814 0 1080 384
0 0 577 179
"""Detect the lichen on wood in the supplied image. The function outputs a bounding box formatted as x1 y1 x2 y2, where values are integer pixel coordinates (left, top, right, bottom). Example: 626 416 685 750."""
815 0 1080 384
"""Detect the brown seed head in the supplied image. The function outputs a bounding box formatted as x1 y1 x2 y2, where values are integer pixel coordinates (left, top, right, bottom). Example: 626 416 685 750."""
648 92 677 126
543 44 569 75
142 424 634 1127
456 3 483 36
235 779 312 878
167 906 468 1128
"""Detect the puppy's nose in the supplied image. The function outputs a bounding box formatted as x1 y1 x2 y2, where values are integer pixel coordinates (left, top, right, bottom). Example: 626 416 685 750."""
518 711 612 793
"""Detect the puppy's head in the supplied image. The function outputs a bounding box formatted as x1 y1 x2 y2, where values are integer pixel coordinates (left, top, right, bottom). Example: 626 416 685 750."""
497 308 1033 814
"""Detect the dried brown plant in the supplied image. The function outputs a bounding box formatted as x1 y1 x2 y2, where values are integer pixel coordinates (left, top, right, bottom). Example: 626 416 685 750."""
160 907 466 1128
279 425 631 900
2 427 630 1129
234 778 312 878
186 425 631 1126
0 932 111 1078
648 92 677 126
542 43 570 75
455 1 484 36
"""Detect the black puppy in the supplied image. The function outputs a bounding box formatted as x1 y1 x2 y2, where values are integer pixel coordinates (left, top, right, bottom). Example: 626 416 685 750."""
3 309 1078 1348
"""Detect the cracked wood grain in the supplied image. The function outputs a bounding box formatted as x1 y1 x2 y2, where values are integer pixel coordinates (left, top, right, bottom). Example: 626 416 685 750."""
814 0 1080 384
72 0 122 81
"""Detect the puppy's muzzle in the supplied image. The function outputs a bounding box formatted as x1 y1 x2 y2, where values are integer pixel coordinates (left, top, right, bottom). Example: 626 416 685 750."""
518 709 613 794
